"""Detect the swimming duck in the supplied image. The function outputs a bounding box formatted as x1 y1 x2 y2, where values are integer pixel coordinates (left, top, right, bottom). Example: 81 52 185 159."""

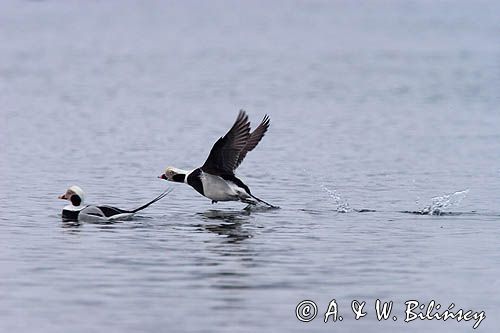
58 185 172 221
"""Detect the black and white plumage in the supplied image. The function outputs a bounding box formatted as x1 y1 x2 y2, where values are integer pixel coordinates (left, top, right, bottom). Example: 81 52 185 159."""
58 185 172 222
160 110 276 207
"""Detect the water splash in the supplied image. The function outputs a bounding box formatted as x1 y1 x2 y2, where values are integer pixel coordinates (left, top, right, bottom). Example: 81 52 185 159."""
419 189 470 215
321 185 353 213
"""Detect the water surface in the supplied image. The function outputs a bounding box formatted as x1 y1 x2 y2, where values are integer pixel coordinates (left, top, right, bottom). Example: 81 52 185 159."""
1 1 499 332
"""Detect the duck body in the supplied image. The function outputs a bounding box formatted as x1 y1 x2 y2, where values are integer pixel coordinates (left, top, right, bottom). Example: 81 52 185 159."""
186 168 252 203
62 204 85 220
62 204 134 222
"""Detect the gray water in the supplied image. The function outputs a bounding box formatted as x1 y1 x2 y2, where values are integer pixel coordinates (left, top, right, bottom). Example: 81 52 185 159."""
1 1 499 332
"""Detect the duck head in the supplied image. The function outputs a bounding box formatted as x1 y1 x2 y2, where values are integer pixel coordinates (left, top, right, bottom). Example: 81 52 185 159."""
58 185 85 206
159 167 187 183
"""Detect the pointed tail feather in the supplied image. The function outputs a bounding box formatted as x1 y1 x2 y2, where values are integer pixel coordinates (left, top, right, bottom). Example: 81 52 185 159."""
249 194 279 208
130 188 174 213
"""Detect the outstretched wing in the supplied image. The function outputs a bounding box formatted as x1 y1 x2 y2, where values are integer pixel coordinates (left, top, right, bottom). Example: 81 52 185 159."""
234 114 270 170
201 110 251 176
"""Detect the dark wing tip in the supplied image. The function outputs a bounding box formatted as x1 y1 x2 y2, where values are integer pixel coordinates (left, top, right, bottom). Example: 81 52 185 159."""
237 109 248 122
230 111 251 145
261 114 270 127
253 114 270 137
231 113 271 170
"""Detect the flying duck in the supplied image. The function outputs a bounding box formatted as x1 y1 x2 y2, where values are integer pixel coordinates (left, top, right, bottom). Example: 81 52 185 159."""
58 185 172 221
159 110 276 207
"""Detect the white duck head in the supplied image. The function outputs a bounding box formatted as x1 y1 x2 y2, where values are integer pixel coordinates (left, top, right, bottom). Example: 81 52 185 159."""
58 185 85 206
159 166 188 183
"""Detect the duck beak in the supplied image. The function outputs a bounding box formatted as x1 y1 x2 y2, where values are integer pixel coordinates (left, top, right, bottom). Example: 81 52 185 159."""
58 193 67 200
158 174 167 180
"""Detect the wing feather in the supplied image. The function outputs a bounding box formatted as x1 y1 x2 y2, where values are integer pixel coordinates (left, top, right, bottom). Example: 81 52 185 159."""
201 110 251 175
234 114 270 170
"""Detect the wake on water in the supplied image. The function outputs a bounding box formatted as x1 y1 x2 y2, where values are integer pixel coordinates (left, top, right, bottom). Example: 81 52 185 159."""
404 189 470 216
322 185 471 216
321 185 353 213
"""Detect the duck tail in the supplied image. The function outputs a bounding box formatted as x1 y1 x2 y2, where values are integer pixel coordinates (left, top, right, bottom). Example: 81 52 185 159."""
131 188 174 213
249 193 279 209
